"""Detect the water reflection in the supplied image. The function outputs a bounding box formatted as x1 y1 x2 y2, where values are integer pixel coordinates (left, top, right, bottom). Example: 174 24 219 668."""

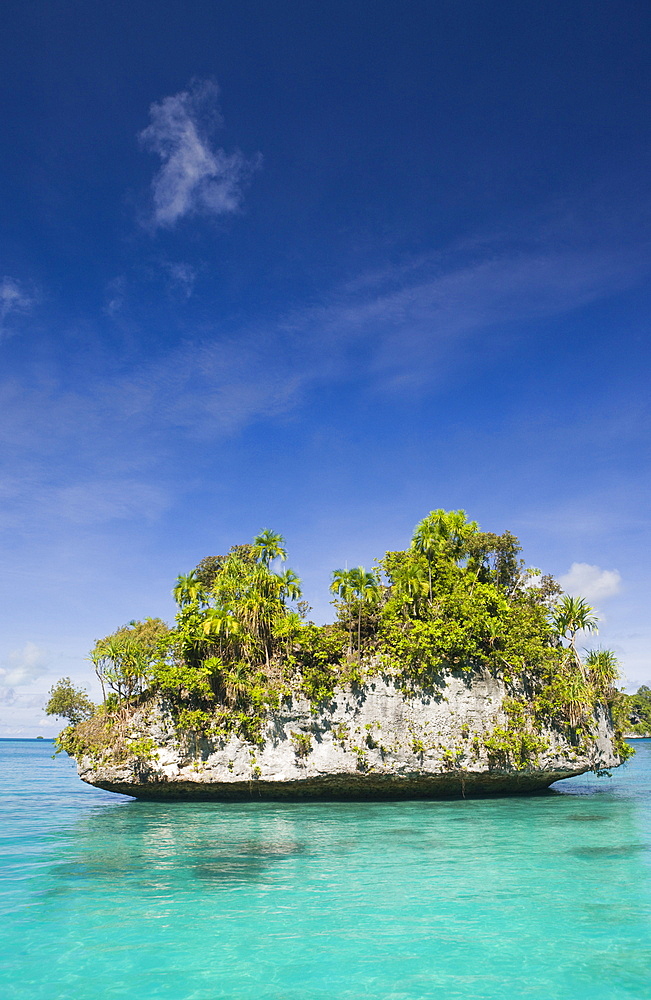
34 764 651 902
40 804 318 894
3 740 651 1000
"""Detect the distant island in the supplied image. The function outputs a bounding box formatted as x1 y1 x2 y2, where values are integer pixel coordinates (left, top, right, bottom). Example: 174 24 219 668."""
614 686 651 738
49 509 632 799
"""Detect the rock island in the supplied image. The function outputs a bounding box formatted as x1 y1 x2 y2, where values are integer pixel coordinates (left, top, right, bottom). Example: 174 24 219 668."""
54 509 631 799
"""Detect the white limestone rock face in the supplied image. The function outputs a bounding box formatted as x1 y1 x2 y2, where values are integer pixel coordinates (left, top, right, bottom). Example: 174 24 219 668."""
75 670 621 800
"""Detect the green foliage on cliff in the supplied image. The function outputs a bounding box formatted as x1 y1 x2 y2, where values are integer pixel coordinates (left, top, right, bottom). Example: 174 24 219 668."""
90 617 171 703
53 510 627 765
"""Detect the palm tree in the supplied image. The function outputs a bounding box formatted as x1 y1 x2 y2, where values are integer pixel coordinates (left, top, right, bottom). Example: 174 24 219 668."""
558 669 593 727
443 509 479 562
202 607 242 647
411 515 441 601
411 510 480 599
411 509 478 600
393 560 429 617
91 635 145 703
551 595 598 657
584 648 619 694
278 568 302 604
272 610 304 656
253 530 287 567
223 661 252 707
348 567 380 653
90 636 122 700
211 553 301 666
330 568 357 653
173 572 204 607
88 646 108 703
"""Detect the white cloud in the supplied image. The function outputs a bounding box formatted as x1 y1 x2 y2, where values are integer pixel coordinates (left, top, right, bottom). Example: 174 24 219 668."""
0 276 33 339
104 275 126 316
54 478 170 525
166 261 196 298
0 642 49 687
139 79 261 227
559 562 622 603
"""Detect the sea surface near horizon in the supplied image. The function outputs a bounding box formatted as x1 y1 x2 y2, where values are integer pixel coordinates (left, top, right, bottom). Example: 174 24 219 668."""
1 740 650 999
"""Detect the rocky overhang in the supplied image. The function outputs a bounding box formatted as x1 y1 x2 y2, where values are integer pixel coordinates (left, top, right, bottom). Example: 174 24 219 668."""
74 670 621 800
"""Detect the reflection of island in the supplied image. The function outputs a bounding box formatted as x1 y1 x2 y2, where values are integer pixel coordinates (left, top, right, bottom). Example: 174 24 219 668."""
44 802 313 895
33 771 651 912
57 510 630 800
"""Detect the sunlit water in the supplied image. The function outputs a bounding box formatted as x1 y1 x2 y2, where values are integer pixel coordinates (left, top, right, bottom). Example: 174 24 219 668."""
1 740 650 999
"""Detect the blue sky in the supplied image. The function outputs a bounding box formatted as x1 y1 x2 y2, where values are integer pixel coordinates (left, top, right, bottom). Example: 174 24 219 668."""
1 1 650 734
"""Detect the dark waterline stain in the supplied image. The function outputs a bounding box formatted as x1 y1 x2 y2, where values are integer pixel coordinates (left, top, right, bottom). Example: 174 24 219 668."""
566 814 609 822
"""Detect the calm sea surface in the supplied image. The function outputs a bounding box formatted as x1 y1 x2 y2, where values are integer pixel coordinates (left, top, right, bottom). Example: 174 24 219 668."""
1 739 650 1000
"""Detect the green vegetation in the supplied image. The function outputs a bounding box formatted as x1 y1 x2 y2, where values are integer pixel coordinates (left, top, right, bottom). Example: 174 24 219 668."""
613 685 651 736
51 511 629 769
330 567 380 653
45 677 95 724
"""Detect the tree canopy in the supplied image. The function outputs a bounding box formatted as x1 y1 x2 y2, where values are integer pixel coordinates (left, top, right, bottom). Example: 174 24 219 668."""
46 677 95 724
51 511 625 758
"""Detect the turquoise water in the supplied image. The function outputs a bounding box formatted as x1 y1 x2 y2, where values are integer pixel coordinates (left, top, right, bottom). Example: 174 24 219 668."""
1 741 650 1000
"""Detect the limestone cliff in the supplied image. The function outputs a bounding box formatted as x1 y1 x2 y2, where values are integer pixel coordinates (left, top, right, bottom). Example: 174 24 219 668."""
74 670 621 800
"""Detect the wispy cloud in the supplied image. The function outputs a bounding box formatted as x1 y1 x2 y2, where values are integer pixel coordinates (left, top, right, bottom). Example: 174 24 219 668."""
559 562 622 603
0 276 33 339
291 245 645 393
0 642 49 689
139 79 261 227
53 478 170 525
104 275 126 316
0 231 645 543
166 261 196 298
